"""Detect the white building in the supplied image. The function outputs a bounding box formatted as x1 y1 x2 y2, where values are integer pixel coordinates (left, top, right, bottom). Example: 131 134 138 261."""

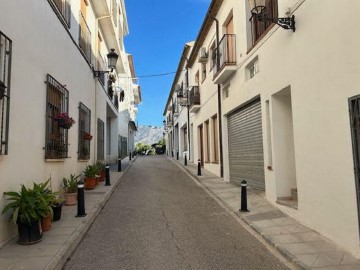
164 0 360 257
0 0 139 246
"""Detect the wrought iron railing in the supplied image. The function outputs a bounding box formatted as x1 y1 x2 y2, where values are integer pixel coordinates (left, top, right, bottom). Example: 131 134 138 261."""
79 11 91 62
213 34 236 77
189 86 200 108
0 31 12 155
114 94 119 109
45 74 69 159
97 118 105 161
78 102 91 160
50 0 71 27
97 53 105 86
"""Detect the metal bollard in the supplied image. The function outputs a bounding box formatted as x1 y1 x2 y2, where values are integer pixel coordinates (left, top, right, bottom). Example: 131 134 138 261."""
239 180 249 212
184 154 187 166
129 152 132 161
105 164 111 186
172 150 174 157
118 158 122 172
176 151 179 160
197 159 202 176
76 179 87 217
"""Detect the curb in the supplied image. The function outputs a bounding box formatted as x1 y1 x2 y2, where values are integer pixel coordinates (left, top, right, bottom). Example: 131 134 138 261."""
47 157 136 270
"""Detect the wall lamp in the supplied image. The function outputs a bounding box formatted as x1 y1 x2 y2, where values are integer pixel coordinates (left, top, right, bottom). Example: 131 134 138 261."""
92 48 119 77
248 0 296 32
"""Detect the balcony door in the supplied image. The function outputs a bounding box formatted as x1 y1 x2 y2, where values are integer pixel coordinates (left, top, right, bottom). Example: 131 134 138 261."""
226 17 235 63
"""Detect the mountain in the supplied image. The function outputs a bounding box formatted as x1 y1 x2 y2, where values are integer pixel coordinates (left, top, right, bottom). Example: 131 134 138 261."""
135 125 164 145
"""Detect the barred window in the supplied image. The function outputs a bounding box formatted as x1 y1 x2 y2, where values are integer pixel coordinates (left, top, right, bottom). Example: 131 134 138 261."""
97 118 104 160
0 31 12 155
45 74 70 159
78 103 91 160
49 0 71 28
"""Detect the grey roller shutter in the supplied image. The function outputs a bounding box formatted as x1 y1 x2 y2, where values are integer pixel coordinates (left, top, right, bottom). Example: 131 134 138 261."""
228 99 265 189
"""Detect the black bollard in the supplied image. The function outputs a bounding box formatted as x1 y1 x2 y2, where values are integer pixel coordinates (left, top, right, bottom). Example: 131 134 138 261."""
118 158 122 172
239 180 249 212
172 150 174 157
129 151 132 161
76 179 87 217
167 151 168 155
176 151 179 160
105 164 111 186
197 159 202 176
184 154 187 166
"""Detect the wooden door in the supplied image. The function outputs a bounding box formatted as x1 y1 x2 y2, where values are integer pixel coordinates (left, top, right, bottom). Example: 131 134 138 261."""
226 17 235 63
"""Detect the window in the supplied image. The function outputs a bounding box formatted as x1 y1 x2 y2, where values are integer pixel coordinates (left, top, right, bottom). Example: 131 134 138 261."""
195 70 200 86
0 31 12 155
250 0 278 44
212 115 219 162
79 0 91 62
201 63 206 83
184 127 188 151
97 118 105 160
49 0 71 28
78 103 91 160
246 57 259 79
205 120 210 162
97 33 105 86
45 75 69 159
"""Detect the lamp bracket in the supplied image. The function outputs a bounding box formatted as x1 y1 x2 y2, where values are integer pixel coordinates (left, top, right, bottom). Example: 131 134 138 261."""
259 15 295 32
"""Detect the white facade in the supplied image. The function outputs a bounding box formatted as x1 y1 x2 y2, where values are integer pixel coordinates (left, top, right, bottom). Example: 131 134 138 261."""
0 0 138 246
164 0 360 257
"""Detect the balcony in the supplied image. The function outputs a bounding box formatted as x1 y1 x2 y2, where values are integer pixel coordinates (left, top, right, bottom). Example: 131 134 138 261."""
213 34 237 84
189 86 200 113
79 11 91 63
172 102 179 118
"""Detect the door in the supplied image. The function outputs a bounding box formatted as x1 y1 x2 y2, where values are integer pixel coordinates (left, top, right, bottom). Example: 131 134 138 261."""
226 17 235 63
227 98 265 189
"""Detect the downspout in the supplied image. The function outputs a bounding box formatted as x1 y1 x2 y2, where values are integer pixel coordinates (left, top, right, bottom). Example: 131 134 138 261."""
213 17 224 178
184 56 191 161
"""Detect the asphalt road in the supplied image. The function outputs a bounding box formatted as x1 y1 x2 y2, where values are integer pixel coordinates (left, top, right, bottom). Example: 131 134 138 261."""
64 156 289 270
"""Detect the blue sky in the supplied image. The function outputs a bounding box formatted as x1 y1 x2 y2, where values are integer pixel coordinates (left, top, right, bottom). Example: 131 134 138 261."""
124 0 210 127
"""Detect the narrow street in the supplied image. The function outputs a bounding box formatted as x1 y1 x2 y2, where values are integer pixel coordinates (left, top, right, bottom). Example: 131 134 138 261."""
64 156 289 270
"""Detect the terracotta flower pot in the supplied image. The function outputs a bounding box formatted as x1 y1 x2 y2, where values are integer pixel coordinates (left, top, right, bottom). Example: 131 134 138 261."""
99 171 105 182
84 177 96 190
41 214 52 232
64 192 77 206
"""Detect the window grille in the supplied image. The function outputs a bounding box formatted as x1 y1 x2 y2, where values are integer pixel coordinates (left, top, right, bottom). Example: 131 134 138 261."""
0 31 12 155
97 118 105 160
45 74 69 159
49 0 71 28
78 102 91 160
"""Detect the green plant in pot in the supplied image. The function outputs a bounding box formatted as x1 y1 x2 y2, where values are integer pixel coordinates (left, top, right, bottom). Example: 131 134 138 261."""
96 161 106 182
2 185 50 244
83 165 98 190
62 174 80 206
32 179 58 232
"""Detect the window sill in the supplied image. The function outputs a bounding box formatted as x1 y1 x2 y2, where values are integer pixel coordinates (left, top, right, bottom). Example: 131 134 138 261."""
78 159 90 162
45 159 66 162
205 161 210 164
211 161 219 164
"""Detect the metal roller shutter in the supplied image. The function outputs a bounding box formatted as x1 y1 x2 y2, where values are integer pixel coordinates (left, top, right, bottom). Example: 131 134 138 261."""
228 99 265 189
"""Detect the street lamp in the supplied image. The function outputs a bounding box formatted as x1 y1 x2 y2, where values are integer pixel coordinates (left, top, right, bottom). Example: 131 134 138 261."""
248 0 296 32
92 48 119 77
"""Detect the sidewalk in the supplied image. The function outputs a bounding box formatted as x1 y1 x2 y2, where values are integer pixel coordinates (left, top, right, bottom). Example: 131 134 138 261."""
171 157 360 270
0 157 135 270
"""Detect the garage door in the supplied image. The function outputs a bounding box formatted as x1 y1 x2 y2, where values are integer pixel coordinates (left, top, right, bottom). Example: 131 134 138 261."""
228 99 265 189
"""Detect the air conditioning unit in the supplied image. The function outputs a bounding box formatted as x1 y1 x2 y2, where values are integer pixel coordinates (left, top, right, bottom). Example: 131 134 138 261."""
198 47 208 63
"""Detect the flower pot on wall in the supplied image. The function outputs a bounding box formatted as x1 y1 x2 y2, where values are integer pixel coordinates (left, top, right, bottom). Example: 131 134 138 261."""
17 220 43 245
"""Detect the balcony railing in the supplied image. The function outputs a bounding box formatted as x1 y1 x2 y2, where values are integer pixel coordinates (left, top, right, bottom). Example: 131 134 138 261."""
97 53 105 86
189 86 200 108
79 11 91 62
213 34 236 77
51 0 71 27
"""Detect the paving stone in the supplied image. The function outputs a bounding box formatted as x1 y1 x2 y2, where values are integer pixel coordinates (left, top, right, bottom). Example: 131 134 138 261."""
280 242 317 255
41 234 69 245
265 233 302 244
312 252 344 268
11 257 51 270
294 253 318 267
340 253 360 265
0 244 31 258
0 258 17 270
26 244 63 257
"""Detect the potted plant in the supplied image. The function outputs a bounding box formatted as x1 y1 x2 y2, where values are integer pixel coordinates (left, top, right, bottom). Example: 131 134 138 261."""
96 161 106 182
2 185 50 244
51 196 64 222
32 179 57 232
62 174 80 206
54 112 75 129
83 165 98 189
83 132 93 141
